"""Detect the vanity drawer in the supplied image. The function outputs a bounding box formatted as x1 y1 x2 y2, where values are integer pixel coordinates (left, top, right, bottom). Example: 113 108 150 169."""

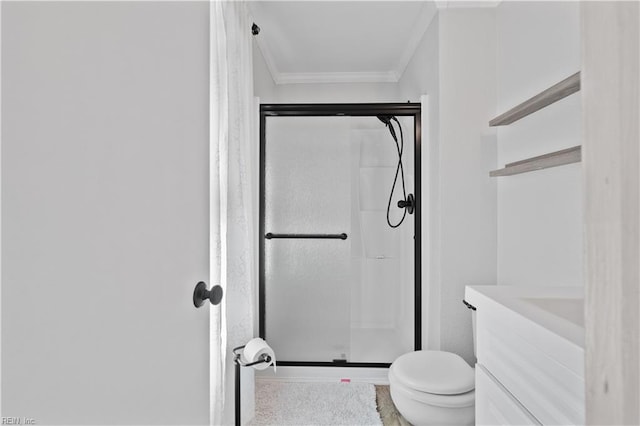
476 364 540 426
476 306 585 425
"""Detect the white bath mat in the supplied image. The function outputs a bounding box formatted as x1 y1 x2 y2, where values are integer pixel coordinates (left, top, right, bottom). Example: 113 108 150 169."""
249 381 383 426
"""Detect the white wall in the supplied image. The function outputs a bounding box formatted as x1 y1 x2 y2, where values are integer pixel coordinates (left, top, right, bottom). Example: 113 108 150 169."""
398 2 582 365
496 1 582 288
437 8 497 364
398 15 441 353
400 1 581 365
400 8 499 364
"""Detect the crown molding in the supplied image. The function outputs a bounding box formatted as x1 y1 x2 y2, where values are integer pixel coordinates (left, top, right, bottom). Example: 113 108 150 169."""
275 71 400 85
435 0 502 9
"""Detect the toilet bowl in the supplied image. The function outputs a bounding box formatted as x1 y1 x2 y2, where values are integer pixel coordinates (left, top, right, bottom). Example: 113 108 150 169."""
388 350 475 425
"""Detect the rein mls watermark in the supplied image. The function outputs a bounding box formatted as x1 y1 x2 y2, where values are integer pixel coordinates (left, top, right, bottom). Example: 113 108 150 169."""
1 418 35 425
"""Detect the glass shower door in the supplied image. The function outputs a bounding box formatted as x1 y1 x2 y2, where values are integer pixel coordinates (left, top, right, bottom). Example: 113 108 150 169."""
262 108 418 365
263 116 352 362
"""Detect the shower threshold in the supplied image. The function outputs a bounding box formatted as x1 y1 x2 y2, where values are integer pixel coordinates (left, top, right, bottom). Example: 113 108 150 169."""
255 365 390 385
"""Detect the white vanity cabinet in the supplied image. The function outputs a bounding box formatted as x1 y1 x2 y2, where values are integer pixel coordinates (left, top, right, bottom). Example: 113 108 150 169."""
475 365 540 425
465 286 585 425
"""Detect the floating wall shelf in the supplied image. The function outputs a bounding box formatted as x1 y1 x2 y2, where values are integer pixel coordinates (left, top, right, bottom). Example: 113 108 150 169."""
490 72 581 127
490 146 581 177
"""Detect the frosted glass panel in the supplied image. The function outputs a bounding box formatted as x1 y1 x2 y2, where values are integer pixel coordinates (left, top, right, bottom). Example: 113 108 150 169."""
265 117 351 233
359 167 395 210
356 129 397 167
264 116 351 362
356 258 398 328
265 239 350 362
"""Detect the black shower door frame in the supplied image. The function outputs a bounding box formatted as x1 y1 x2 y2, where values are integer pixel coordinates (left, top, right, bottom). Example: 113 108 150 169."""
259 103 422 368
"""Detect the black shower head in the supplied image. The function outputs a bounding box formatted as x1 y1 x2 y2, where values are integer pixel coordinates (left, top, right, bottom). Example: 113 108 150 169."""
377 115 398 142
377 115 394 126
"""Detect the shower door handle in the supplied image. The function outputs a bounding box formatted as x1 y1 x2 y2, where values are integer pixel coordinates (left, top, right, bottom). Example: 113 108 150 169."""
265 233 348 240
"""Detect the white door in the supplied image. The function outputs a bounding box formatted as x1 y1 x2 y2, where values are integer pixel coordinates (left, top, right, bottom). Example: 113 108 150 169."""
2 2 212 424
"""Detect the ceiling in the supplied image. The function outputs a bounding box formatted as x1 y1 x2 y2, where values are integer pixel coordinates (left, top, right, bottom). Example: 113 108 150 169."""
248 1 439 84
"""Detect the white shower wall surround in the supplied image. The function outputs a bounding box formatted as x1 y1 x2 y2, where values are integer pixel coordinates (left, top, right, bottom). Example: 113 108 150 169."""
263 115 415 364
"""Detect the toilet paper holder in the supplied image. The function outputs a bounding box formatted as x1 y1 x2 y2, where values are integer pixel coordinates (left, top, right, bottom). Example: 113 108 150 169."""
233 345 272 426
232 344 272 367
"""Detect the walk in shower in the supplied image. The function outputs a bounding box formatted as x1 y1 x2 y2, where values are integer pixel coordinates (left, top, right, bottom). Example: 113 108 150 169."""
259 104 421 366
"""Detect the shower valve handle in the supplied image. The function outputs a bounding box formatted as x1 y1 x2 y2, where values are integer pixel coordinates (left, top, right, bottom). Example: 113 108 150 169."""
397 194 415 215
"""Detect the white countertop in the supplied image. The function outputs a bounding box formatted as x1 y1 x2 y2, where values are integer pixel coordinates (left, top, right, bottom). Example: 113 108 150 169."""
465 285 585 349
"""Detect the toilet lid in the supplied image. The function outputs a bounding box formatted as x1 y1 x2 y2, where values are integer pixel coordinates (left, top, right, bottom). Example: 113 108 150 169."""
390 350 475 395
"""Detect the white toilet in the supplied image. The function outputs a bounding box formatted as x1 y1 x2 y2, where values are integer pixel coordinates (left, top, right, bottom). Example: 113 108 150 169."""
389 311 476 425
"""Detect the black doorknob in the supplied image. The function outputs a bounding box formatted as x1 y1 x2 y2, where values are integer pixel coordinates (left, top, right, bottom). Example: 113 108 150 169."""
193 281 223 308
